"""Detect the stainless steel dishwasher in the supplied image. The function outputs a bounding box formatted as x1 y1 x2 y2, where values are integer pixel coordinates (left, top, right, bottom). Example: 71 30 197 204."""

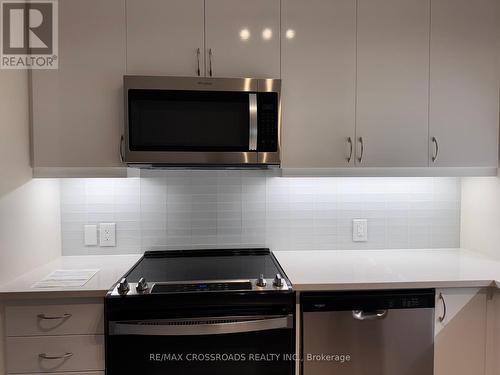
301 289 435 375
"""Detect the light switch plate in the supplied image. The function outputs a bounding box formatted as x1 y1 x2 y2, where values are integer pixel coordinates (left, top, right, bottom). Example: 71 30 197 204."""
352 219 368 242
84 225 98 246
99 223 116 247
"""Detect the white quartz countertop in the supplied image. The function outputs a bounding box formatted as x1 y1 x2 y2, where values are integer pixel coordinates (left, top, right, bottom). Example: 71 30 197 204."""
2 249 500 299
273 249 500 291
0 254 142 299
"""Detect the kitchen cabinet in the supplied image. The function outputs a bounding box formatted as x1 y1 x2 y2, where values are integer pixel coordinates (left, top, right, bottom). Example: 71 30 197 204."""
29 0 499 175
429 0 499 168
281 0 356 168
3 298 104 375
31 0 126 174
434 288 487 375
281 0 498 173
489 290 500 375
126 0 205 76
126 0 280 79
204 0 280 78
355 0 430 168
7 336 104 373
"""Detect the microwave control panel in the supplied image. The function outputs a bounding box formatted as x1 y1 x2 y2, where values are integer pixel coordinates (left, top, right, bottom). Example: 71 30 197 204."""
257 92 279 152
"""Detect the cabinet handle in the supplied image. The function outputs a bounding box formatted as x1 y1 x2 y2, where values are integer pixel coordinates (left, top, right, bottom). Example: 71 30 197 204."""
432 136 439 163
119 135 124 163
37 313 72 320
39 352 74 360
357 137 364 163
438 292 446 322
208 48 213 77
347 137 353 163
196 48 201 76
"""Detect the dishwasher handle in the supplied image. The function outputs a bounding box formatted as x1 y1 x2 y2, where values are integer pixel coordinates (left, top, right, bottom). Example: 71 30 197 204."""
352 310 388 321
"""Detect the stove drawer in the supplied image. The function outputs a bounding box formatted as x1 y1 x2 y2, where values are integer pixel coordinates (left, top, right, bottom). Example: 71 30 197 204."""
6 335 105 373
107 315 295 375
6 300 103 336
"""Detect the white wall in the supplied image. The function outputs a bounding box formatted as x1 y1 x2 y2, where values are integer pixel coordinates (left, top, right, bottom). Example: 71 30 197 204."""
461 176 500 258
0 70 61 284
0 70 61 375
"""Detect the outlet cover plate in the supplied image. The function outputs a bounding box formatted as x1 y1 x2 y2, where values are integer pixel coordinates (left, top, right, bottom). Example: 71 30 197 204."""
99 223 116 247
352 219 368 242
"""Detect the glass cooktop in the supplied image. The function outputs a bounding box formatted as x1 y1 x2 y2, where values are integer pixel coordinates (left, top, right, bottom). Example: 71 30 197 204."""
125 248 282 283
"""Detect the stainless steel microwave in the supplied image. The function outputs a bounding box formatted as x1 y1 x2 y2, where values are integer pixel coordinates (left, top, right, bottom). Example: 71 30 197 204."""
122 76 281 167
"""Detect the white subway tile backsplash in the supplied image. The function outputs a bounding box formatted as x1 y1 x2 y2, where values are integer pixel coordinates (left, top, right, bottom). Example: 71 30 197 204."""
60 172 461 254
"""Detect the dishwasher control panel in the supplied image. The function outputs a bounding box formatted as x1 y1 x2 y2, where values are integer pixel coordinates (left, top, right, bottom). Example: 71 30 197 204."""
301 289 435 312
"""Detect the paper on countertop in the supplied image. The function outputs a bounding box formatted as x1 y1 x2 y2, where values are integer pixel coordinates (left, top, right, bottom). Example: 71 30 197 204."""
32 269 99 288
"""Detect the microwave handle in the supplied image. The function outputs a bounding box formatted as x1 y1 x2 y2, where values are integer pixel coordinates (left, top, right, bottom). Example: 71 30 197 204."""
249 93 258 151
108 315 292 336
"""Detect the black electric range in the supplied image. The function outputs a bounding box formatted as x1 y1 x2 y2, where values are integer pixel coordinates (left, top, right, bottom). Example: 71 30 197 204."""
105 248 296 375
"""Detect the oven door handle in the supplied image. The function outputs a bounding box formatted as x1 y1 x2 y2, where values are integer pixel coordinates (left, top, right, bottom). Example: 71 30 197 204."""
109 315 292 336
249 93 258 151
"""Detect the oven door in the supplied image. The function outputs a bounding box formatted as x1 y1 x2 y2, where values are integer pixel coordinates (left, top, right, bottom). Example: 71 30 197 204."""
107 315 294 375
123 76 262 165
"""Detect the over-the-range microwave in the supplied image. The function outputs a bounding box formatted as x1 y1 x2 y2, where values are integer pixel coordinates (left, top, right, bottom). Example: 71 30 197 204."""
122 76 281 167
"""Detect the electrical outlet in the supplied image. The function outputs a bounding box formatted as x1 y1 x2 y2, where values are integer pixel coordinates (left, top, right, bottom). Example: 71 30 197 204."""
84 225 97 246
352 219 368 242
99 223 116 247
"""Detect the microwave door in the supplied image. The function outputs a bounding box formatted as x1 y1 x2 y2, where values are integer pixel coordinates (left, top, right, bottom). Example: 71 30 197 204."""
125 89 259 165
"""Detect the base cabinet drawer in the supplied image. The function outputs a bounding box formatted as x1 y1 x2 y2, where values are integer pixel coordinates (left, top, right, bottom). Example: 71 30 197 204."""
6 335 104 374
6 301 104 336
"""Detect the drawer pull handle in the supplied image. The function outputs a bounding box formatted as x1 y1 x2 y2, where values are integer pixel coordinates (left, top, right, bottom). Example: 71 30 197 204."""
39 352 74 360
37 313 72 320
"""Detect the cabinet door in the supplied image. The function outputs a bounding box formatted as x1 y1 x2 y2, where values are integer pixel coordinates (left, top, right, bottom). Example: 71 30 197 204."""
32 0 126 168
356 0 430 167
205 0 280 78
281 0 356 168
429 0 498 168
490 291 500 375
126 0 205 76
435 288 487 375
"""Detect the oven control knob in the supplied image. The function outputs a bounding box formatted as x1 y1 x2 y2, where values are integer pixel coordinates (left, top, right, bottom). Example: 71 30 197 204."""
273 274 284 288
256 274 267 288
117 278 130 295
136 277 149 293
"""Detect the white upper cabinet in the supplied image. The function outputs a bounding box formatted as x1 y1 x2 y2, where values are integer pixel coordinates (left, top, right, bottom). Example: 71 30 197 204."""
281 0 356 168
126 0 205 76
31 0 126 170
205 0 280 78
429 0 499 168
356 0 430 167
